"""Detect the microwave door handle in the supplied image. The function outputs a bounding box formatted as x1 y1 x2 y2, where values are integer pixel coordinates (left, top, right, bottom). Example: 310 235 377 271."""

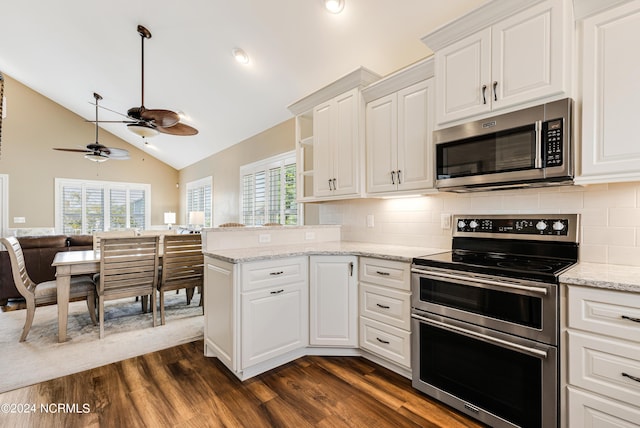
535 120 543 169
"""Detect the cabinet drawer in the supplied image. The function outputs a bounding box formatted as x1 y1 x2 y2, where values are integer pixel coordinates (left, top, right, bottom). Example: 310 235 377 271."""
568 286 640 343
241 257 307 292
359 257 410 290
359 317 411 368
568 330 640 408
360 283 410 330
568 386 640 428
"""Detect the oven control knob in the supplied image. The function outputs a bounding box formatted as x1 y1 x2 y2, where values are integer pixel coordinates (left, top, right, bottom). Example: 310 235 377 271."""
552 221 565 231
536 220 548 231
469 220 479 229
457 220 466 229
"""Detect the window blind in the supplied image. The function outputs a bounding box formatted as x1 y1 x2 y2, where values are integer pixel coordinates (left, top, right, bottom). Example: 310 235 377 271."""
186 177 212 227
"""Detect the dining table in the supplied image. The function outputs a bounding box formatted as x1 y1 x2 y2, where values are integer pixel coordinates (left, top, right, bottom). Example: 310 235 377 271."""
52 248 164 342
52 250 100 343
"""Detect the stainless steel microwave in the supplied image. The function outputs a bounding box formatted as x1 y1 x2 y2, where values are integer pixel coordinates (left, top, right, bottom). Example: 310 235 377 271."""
434 98 573 192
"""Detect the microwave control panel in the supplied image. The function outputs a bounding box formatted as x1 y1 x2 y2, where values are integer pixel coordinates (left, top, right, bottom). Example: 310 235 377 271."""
543 119 563 167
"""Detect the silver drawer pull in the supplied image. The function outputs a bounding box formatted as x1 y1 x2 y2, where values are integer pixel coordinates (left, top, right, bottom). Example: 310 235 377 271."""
269 271 284 276
622 373 640 383
376 271 390 276
622 315 640 323
376 337 390 345
270 289 284 295
376 303 390 309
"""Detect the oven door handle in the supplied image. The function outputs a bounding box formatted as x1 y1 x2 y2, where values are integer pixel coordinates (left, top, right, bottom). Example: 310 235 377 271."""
411 313 549 359
411 268 548 296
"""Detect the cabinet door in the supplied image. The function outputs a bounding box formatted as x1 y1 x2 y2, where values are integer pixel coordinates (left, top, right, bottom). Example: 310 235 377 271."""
366 93 398 194
491 0 565 110
332 88 360 196
435 28 491 124
241 283 307 369
313 101 334 197
309 255 358 347
579 0 640 184
397 80 433 191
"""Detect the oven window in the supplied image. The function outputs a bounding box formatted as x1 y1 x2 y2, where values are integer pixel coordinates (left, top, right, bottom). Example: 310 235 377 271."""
437 124 536 179
419 323 542 428
419 277 542 329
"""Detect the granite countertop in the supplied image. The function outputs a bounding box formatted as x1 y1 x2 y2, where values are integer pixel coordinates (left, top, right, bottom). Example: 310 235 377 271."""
560 262 640 294
203 241 446 264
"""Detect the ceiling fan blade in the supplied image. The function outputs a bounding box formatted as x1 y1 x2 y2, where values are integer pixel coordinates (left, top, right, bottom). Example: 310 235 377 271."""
140 109 180 127
106 147 129 158
86 120 136 124
96 103 131 119
156 122 199 136
53 148 91 153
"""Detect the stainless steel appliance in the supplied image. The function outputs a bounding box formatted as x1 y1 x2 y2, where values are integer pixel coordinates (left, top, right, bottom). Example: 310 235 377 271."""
435 98 573 192
411 214 579 428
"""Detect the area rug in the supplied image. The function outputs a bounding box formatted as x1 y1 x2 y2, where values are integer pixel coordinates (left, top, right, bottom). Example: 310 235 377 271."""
0 290 203 393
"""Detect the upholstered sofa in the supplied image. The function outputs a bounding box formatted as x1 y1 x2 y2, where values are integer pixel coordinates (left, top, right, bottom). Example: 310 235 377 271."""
0 235 93 305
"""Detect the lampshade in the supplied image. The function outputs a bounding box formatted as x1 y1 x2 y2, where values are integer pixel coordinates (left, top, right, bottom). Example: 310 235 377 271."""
127 122 159 138
188 211 205 225
164 212 176 224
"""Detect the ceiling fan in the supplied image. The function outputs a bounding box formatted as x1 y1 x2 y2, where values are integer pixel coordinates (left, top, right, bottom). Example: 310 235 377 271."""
95 25 198 137
53 93 130 162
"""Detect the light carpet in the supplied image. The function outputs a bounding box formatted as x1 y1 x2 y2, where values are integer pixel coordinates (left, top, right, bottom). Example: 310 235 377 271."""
0 290 204 393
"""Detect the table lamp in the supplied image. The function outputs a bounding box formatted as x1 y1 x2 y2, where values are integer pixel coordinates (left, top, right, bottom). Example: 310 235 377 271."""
164 212 176 229
188 211 205 231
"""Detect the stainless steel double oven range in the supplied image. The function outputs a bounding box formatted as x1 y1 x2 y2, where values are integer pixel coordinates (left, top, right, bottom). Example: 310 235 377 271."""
411 214 579 428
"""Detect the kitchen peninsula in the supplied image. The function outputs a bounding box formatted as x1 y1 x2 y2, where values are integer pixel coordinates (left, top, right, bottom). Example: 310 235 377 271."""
200 225 443 381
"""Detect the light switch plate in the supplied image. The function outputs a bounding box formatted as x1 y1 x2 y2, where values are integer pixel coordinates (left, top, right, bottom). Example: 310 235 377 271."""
14 217 26 224
440 213 451 229
305 232 315 240
366 214 374 228
259 234 271 243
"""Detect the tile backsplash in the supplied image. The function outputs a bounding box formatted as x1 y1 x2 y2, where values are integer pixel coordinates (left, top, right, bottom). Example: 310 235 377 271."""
314 182 640 267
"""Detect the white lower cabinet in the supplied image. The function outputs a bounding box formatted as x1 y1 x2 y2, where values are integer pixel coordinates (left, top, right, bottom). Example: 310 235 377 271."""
309 255 358 347
358 257 412 370
565 285 640 427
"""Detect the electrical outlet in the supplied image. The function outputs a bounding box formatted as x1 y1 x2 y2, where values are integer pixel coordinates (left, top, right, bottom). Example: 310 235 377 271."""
259 234 271 243
305 232 315 240
366 214 374 228
440 213 451 229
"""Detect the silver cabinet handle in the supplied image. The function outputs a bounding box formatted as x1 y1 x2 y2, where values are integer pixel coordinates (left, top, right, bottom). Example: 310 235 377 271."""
622 315 640 323
482 84 487 104
391 170 396 185
622 373 640 383
269 271 284 276
270 289 284 295
376 270 390 276
376 337 390 344
493 81 498 101
397 170 402 184
376 303 390 309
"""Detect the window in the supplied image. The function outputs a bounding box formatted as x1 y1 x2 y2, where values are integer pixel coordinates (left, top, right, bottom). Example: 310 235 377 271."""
186 177 212 227
55 178 150 234
241 152 298 226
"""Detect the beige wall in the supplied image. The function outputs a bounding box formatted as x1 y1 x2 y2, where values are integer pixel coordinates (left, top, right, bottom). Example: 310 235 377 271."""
179 119 295 226
0 75 180 231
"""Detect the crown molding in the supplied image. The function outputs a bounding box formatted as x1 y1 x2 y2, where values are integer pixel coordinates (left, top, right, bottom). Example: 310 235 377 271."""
362 57 434 102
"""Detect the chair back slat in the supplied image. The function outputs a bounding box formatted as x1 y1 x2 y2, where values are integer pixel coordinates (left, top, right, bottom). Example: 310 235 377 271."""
99 236 159 298
161 234 203 289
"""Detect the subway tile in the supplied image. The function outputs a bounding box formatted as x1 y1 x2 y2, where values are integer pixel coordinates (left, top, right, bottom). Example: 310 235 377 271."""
579 244 608 264
608 245 640 267
609 208 640 227
582 226 635 246
584 185 637 209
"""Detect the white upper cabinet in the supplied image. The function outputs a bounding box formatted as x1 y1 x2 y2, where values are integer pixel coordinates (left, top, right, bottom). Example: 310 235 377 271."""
363 59 435 196
423 0 571 126
577 0 640 184
288 68 380 201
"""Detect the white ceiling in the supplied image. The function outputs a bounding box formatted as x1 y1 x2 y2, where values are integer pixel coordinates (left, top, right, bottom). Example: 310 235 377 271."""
0 0 487 170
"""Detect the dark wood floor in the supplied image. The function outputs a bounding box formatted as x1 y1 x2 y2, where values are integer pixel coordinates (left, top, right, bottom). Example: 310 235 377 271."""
0 341 484 428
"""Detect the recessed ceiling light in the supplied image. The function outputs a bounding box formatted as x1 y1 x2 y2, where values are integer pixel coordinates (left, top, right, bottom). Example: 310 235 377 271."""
324 0 344 14
232 48 250 65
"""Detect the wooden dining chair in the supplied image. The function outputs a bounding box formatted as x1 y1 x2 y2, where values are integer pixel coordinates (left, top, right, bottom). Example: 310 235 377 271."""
96 236 159 338
158 234 204 325
0 236 96 342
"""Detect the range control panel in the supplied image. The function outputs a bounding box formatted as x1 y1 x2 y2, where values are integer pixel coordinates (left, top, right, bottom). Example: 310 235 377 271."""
455 217 570 236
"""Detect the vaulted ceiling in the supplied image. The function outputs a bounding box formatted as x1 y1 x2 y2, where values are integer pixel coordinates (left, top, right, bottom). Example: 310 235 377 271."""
0 0 486 169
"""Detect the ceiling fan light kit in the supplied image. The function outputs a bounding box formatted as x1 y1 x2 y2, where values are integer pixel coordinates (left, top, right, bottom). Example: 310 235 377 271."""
324 0 345 14
127 122 159 138
232 48 250 65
